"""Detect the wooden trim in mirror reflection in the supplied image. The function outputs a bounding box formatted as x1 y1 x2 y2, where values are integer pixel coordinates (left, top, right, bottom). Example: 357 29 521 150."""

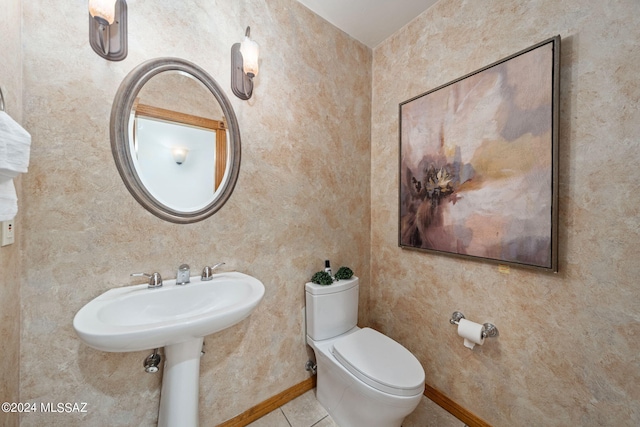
136 102 227 191
135 103 226 131
215 128 227 189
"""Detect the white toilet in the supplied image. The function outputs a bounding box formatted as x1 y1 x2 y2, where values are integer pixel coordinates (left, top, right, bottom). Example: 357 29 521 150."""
305 277 425 427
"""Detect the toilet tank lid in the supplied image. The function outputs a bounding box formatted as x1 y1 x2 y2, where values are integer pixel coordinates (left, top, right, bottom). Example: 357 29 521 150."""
332 327 425 396
305 277 358 295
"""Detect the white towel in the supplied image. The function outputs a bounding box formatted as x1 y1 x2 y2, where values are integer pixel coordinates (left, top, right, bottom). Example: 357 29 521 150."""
0 177 17 221
0 111 31 178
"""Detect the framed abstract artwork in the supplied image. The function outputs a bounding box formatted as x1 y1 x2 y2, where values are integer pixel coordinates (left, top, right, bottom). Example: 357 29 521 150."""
399 36 560 272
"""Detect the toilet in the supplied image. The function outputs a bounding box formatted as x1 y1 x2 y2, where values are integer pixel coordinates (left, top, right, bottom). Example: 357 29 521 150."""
305 277 425 427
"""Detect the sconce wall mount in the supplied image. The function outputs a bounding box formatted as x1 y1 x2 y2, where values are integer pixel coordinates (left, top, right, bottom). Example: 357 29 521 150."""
89 0 128 61
231 27 259 100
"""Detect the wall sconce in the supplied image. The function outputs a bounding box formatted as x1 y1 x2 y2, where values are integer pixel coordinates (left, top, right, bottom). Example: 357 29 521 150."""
89 0 128 61
171 147 189 165
231 27 259 100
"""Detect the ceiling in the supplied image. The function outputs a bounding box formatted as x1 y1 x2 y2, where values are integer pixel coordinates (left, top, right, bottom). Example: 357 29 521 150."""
295 0 438 48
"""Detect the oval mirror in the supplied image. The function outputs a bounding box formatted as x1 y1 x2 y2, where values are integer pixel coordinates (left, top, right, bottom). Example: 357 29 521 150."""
110 58 240 223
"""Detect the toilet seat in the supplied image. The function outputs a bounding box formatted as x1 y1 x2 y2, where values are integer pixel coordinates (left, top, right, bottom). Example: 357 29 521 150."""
331 328 425 396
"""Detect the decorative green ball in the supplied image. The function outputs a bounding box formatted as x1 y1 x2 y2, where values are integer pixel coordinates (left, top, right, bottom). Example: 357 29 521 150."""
311 271 334 286
334 266 354 280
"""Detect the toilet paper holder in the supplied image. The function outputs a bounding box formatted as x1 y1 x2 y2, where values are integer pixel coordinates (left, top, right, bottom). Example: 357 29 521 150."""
449 311 499 339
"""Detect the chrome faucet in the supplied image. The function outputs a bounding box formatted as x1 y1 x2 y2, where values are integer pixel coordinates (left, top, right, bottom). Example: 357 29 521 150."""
201 262 225 281
176 264 191 285
131 272 163 289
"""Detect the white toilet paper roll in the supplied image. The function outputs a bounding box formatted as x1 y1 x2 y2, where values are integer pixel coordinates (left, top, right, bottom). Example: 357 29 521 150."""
457 318 484 349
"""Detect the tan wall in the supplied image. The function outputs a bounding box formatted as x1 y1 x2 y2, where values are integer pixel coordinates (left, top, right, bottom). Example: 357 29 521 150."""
371 0 640 426
18 0 370 425
0 0 23 426
8 0 640 426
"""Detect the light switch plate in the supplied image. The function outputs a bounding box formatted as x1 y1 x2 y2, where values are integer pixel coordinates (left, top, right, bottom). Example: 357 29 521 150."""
1 220 14 246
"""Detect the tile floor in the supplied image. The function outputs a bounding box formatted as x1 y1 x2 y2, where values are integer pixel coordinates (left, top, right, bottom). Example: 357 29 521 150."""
246 389 465 427
246 389 337 427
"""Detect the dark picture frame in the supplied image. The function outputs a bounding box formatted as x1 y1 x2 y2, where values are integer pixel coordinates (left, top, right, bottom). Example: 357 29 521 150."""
399 36 560 272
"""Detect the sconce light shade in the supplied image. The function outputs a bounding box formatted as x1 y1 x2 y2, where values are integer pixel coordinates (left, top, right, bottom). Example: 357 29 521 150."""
172 147 189 165
231 27 259 100
89 0 117 24
89 0 127 61
240 36 259 78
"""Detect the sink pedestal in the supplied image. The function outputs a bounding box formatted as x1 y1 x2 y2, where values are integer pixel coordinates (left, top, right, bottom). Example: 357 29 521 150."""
158 337 204 427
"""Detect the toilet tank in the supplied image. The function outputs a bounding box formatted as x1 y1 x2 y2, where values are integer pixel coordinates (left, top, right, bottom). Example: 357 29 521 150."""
306 277 359 341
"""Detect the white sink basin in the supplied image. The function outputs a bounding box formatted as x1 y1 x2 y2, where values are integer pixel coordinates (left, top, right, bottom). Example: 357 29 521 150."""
73 272 265 352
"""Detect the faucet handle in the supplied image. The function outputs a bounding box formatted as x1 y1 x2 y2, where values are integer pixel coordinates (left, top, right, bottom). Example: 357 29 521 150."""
131 272 163 289
201 262 225 281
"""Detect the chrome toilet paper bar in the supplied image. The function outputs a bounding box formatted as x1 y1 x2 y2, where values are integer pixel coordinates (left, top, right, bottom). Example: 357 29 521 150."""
449 311 499 339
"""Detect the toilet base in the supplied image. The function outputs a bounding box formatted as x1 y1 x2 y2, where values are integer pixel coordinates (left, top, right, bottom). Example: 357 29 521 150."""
316 363 422 427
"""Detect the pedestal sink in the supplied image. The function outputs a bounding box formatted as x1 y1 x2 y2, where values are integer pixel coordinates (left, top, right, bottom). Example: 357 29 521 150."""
73 272 265 426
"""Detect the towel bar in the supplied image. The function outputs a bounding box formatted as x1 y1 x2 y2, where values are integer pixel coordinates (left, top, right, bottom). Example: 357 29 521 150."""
0 87 5 111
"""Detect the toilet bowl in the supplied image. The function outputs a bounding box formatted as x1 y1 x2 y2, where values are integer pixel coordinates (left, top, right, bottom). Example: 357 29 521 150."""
305 278 425 427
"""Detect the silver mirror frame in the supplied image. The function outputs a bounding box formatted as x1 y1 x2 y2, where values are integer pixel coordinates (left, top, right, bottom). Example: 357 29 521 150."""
110 58 241 223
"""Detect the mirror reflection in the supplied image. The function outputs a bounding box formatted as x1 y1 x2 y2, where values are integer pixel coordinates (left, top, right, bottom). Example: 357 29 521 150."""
130 71 229 212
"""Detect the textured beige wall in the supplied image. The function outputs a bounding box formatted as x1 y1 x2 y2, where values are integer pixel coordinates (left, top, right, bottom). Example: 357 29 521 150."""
371 0 640 426
18 0 370 425
0 0 22 426
12 0 639 426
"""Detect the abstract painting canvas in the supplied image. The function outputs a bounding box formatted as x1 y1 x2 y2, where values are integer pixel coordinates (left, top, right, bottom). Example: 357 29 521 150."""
399 36 559 271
